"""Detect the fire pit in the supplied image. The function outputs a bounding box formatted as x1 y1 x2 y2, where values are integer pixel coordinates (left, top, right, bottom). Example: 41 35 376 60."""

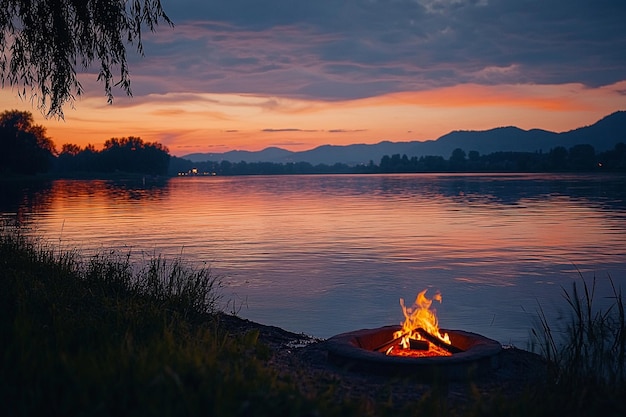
325 290 502 380
326 325 502 380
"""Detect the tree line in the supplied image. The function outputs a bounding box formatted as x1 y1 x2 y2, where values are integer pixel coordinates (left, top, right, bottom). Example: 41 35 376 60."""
172 143 626 176
3 109 625 177
1 110 170 176
170 158 375 176
56 137 170 176
377 144 626 173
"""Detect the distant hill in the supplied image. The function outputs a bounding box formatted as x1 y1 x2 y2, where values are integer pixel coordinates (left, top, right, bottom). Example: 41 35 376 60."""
182 111 626 165
182 146 293 164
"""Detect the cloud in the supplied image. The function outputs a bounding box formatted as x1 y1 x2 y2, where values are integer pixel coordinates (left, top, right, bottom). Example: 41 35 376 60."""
328 129 367 133
261 128 319 133
125 0 626 103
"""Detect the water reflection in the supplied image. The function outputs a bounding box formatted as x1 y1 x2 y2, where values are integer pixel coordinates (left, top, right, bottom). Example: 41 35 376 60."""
1 178 171 226
0 179 55 227
2 173 625 347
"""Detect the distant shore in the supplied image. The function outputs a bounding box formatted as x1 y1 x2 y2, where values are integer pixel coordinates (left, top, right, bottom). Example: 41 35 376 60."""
3 169 626 183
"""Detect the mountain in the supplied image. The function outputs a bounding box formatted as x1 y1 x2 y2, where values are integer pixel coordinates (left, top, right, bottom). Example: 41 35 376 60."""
181 111 626 165
407 126 559 158
182 146 293 164
558 111 626 150
288 141 418 165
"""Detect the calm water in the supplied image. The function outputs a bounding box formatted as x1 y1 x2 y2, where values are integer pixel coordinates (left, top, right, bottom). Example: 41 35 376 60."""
2 173 625 347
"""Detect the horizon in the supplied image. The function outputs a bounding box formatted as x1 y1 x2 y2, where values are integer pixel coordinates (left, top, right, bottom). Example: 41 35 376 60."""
2 1 626 157
179 109 625 157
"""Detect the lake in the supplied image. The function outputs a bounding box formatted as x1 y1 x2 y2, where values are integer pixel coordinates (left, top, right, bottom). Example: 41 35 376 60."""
2 173 625 348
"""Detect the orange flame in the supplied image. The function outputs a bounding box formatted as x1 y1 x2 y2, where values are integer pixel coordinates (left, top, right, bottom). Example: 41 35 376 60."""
387 289 452 357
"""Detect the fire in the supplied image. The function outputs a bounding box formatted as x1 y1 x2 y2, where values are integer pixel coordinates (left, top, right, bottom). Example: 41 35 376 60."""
386 289 453 357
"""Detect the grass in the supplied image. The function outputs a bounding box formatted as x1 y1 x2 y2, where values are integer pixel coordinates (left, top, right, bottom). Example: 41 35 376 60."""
530 273 626 416
2 229 625 416
0 231 362 416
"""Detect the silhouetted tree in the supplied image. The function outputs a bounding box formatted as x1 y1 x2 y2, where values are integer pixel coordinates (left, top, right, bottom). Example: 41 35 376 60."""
1 0 172 118
60 143 81 156
56 143 82 172
418 155 446 172
379 155 392 172
220 160 233 175
56 142 108 173
466 150 482 171
378 153 415 172
99 136 170 174
0 109 56 174
549 146 568 171
468 150 480 162
597 143 626 171
568 144 596 171
390 154 403 172
449 148 467 171
78 144 100 172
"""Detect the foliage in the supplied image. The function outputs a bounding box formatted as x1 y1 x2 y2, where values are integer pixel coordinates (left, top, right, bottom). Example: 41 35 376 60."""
57 136 171 175
170 156 369 177
100 136 170 174
0 109 171 176
0 109 56 174
530 274 626 416
0 230 375 417
0 0 172 118
174 142 626 176
377 144 625 173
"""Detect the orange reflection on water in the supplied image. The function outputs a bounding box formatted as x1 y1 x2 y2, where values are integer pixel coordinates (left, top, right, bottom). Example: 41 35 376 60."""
21 175 623 283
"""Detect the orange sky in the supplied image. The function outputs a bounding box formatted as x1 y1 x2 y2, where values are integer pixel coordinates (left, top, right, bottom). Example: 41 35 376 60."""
3 2 626 157
1 81 624 157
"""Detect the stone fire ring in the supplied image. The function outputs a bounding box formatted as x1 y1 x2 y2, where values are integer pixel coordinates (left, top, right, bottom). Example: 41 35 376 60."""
325 325 502 381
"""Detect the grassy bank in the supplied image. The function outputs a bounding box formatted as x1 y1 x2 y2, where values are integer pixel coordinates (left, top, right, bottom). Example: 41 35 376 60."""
529 274 626 415
1 230 624 416
0 231 356 416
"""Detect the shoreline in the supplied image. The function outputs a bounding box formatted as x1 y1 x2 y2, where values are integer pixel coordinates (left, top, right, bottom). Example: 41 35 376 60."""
3 170 626 183
216 312 547 409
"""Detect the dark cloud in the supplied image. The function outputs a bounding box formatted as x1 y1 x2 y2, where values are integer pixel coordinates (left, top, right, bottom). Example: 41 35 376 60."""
261 128 319 132
136 0 626 99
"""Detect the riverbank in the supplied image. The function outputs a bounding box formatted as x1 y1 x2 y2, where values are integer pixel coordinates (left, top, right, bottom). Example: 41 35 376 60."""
1 230 623 416
215 312 547 412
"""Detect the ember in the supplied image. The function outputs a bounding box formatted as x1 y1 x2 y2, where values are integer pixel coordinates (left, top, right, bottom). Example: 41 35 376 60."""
385 289 462 357
325 325 503 380
325 289 503 380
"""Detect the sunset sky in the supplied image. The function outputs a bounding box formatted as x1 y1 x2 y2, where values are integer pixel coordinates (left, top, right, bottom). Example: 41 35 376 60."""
2 0 626 157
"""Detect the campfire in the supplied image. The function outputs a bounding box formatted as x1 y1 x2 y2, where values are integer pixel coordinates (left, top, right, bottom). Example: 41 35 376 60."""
325 288 503 380
379 289 463 357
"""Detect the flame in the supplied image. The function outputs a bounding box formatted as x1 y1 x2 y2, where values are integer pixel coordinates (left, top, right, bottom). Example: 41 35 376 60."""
387 289 452 357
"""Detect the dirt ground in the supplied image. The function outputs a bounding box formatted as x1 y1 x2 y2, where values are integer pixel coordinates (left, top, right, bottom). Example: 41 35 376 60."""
216 313 547 410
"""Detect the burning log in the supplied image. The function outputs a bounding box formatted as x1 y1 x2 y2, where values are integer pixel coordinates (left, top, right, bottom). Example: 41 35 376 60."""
409 338 429 350
373 334 405 353
374 334 430 353
416 327 464 354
